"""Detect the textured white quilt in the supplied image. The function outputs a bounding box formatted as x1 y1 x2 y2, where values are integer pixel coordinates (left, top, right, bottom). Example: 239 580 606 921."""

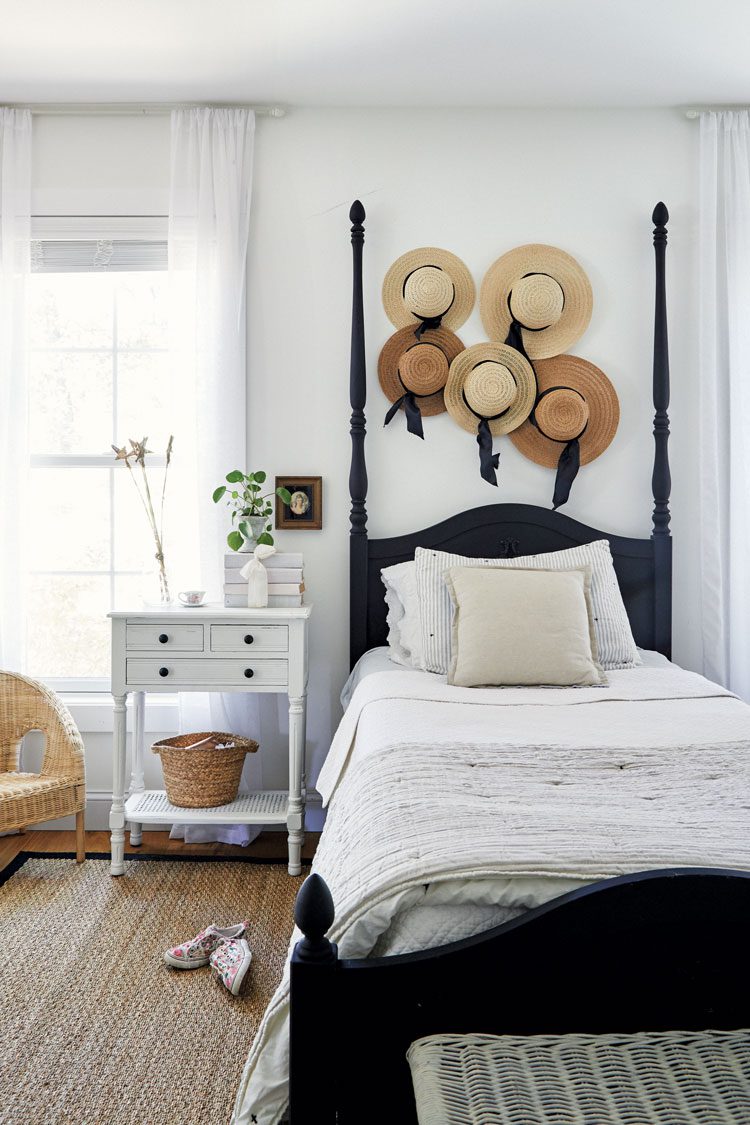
233 664 750 1125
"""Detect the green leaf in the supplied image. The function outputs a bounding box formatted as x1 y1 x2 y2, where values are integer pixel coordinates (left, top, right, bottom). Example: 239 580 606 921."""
212 485 227 503
253 470 267 484
231 490 239 499
238 521 251 540
276 486 292 505
257 531 274 546
226 469 245 484
227 530 244 551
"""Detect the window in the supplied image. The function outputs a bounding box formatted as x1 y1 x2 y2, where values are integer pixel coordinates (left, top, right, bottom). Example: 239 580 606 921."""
23 221 190 691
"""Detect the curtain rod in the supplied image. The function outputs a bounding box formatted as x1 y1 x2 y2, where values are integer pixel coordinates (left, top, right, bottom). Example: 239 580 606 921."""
7 103 286 118
685 105 749 119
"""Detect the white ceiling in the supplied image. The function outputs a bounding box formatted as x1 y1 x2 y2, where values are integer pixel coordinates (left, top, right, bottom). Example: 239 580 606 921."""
1 0 748 109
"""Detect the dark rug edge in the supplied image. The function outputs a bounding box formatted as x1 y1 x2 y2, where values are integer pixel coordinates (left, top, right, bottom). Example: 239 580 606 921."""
1 850 311 888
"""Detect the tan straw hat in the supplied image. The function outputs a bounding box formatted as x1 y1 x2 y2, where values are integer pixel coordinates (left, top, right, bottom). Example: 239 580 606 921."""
480 244 593 359
445 343 537 485
379 325 465 436
510 354 619 467
445 342 536 436
383 247 475 332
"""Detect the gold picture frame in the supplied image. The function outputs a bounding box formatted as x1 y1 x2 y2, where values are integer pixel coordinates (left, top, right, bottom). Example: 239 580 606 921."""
275 476 323 530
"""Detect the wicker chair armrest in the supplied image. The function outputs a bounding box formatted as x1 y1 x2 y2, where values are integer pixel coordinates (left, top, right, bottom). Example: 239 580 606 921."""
0 671 86 782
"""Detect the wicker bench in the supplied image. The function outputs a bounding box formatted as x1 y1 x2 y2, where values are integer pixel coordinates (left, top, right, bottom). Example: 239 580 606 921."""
407 1029 750 1124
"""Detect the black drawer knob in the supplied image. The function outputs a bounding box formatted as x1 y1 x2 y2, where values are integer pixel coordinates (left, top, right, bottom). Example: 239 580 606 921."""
244 668 254 678
159 667 169 677
158 633 169 644
244 634 254 645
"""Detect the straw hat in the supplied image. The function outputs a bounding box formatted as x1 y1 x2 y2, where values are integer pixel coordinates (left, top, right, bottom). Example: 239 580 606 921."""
480 244 593 359
379 325 465 421
383 247 475 332
510 354 619 467
445 342 537 436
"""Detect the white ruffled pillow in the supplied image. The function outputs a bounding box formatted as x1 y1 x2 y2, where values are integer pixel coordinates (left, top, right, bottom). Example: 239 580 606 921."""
382 560 424 669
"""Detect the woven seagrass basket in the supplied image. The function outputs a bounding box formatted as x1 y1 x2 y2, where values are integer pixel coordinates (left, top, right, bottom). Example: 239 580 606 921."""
152 731 258 808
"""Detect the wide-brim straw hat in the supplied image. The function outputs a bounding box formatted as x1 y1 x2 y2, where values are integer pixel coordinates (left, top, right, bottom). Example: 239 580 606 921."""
480 244 593 359
445 342 537 436
510 354 619 466
378 325 465 416
383 247 475 332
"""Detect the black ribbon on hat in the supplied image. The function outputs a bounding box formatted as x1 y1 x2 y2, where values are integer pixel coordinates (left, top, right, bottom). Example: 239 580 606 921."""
384 389 425 439
462 388 510 487
530 385 588 510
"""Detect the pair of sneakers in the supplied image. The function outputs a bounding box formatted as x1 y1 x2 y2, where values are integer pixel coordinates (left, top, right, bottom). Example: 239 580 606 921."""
164 921 252 996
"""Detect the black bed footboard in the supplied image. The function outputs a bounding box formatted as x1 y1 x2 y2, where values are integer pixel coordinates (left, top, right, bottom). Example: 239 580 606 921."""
289 869 750 1124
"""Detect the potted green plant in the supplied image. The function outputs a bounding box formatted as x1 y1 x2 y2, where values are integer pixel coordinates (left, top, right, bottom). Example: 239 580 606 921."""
213 470 292 552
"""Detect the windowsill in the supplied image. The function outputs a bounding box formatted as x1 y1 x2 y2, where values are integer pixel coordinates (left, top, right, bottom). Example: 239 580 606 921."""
63 692 179 734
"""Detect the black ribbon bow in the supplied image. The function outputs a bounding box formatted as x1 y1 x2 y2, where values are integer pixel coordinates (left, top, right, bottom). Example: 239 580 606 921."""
384 391 424 439
477 418 500 486
413 315 443 341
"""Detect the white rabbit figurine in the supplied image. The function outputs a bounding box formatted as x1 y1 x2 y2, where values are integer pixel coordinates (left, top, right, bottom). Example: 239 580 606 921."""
239 544 276 608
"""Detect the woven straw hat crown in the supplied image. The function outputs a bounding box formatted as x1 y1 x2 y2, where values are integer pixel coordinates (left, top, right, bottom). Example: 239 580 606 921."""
378 325 465 417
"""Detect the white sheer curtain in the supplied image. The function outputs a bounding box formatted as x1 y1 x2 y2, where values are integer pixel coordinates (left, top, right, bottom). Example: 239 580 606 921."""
168 106 263 844
699 110 750 699
0 109 31 669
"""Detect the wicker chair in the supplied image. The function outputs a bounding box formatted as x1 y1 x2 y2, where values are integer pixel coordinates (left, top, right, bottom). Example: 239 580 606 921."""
0 671 86 862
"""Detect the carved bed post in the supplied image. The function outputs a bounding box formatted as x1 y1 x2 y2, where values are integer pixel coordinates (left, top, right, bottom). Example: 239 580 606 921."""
289 874 338 1123
651 202 672 659
349 200 369 670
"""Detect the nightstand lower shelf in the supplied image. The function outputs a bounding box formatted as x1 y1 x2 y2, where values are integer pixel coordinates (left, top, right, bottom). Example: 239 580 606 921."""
125 789 289 826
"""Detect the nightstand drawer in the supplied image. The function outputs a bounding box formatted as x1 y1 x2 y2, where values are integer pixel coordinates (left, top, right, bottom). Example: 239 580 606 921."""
210 624 288 653
126 658 289 687
126 624 205 651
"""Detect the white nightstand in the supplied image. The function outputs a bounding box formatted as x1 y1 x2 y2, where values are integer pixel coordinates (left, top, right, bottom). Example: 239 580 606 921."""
108 603 312 877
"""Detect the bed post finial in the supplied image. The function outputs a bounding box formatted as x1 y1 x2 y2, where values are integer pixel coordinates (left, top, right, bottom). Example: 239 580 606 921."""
294 873 337 963
349 200 369 670
651 201 672 658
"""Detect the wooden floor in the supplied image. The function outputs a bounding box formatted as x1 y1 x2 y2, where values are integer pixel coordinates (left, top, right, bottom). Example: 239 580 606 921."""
0 828 320 875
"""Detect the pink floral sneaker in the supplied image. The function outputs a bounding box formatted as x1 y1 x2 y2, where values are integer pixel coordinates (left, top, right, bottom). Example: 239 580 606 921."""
209 937 252 996
164 921 249 969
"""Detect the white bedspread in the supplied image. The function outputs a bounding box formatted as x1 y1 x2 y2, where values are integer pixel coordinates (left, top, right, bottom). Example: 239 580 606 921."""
233 662 750 1125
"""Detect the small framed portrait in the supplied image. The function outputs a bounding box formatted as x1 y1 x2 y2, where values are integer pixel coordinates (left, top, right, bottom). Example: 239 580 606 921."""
275 476 323 530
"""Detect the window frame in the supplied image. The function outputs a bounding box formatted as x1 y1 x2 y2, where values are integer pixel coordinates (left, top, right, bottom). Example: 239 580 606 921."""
27 215 170 696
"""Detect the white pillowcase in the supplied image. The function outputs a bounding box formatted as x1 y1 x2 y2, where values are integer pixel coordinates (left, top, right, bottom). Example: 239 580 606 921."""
445 565 605 687
381 560 424 669
415 540 639 674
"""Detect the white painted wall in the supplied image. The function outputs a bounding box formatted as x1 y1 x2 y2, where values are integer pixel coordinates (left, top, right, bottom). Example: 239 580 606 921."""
28 107 699 827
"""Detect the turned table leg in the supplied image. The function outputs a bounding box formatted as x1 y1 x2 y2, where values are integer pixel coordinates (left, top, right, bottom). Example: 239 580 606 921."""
110 693 127 876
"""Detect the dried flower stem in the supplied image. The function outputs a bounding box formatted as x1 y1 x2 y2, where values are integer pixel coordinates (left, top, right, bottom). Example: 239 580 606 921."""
113 436 174 602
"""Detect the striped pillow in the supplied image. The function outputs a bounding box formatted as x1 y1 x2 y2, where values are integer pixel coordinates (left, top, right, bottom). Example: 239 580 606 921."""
415 540 639 673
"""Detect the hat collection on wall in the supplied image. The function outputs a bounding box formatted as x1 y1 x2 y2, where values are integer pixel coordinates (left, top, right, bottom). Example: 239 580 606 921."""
378 243 619 509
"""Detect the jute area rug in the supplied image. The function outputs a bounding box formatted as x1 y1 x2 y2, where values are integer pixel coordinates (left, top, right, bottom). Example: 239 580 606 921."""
0 853 301 1125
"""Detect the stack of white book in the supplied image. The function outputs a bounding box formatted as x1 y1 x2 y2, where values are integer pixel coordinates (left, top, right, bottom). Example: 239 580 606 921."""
223 552 305 607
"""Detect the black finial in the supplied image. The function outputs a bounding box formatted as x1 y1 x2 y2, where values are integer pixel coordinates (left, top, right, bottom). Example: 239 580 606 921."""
652 201 669 227
294 874 336 964
349 199 366 225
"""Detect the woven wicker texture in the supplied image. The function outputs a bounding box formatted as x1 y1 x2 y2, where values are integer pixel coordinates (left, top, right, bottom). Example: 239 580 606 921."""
153 731 258 808
480 243 593 359
378 325 465 417
382 247 475 331
510 354 620 468
0 670 85 831
445 342 536 436
408 1030 750 1124
0 856 297 1125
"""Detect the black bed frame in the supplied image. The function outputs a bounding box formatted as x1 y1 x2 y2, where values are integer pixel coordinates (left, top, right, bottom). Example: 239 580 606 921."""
285 206 694 1124
348 200 672 668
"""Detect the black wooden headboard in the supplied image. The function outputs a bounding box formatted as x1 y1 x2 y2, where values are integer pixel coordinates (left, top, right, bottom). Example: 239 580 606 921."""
347 203 672 667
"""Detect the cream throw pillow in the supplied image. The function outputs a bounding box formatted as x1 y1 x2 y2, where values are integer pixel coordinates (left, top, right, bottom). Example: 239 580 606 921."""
444 565 605 688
